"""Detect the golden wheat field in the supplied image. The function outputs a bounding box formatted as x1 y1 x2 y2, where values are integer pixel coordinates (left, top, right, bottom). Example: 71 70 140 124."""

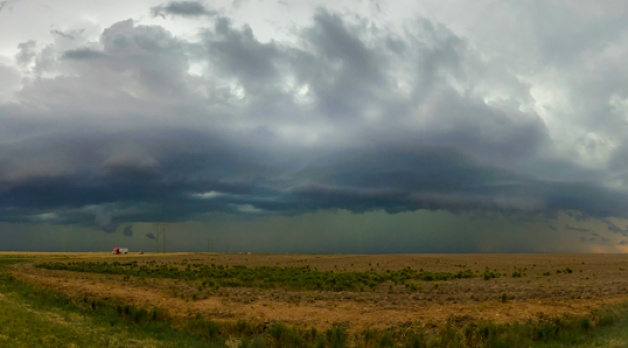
4 252 628 335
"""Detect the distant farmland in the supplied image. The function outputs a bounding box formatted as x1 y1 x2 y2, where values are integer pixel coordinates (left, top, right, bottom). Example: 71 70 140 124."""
2 252 628 347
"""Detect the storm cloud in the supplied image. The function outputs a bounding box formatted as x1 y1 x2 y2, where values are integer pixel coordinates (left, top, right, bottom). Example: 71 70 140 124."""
123 225 134 236
1 1 628 249
151 1 216 18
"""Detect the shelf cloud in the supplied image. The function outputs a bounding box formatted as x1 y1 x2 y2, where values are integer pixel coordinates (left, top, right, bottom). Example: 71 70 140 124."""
1 1 627 251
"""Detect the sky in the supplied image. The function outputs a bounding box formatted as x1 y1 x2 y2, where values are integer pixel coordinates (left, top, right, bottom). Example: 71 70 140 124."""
1 0 628 253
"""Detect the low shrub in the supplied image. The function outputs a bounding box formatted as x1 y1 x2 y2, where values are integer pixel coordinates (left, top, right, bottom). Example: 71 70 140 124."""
35 262 477 292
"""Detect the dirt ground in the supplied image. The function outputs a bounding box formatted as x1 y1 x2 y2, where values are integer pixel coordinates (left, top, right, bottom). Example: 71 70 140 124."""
6 253 628 332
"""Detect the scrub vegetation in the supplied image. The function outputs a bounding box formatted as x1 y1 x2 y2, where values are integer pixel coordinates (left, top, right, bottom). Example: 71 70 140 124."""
35 261 475 292
2 253 628 347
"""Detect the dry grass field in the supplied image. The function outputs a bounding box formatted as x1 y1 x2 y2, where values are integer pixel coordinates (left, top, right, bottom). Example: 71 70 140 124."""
6 253 628 331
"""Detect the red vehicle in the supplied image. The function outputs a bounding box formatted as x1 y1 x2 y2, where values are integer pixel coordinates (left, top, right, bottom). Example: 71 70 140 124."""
112 247 128 254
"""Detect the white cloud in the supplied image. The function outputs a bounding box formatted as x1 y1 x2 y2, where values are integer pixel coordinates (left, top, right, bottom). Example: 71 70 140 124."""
231 204 263 214
192 191 223 199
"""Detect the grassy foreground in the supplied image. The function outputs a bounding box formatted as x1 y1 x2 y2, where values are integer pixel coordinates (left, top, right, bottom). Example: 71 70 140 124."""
0 258 213 347
2 255 628 347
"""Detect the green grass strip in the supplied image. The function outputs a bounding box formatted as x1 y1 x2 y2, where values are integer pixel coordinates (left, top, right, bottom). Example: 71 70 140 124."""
36 261 475 291
0 271 217 348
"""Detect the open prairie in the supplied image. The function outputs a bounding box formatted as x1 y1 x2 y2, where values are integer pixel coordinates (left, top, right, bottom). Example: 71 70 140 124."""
3 252 628 347
4 253 628 331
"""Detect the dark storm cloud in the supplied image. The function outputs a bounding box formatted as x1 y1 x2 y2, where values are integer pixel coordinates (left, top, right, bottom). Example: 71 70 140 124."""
601 218 628 237
565 210 588 222
581 231 610 244
607 142 628 184
2 5 628 232
51 29 83 40
205 17 280 83
123 225 133 236
301 10 386 115
0 0 15 13
15 40 36 65
151 1 215 18
280 145 536 214
62 48 108 60
565 224 589 232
